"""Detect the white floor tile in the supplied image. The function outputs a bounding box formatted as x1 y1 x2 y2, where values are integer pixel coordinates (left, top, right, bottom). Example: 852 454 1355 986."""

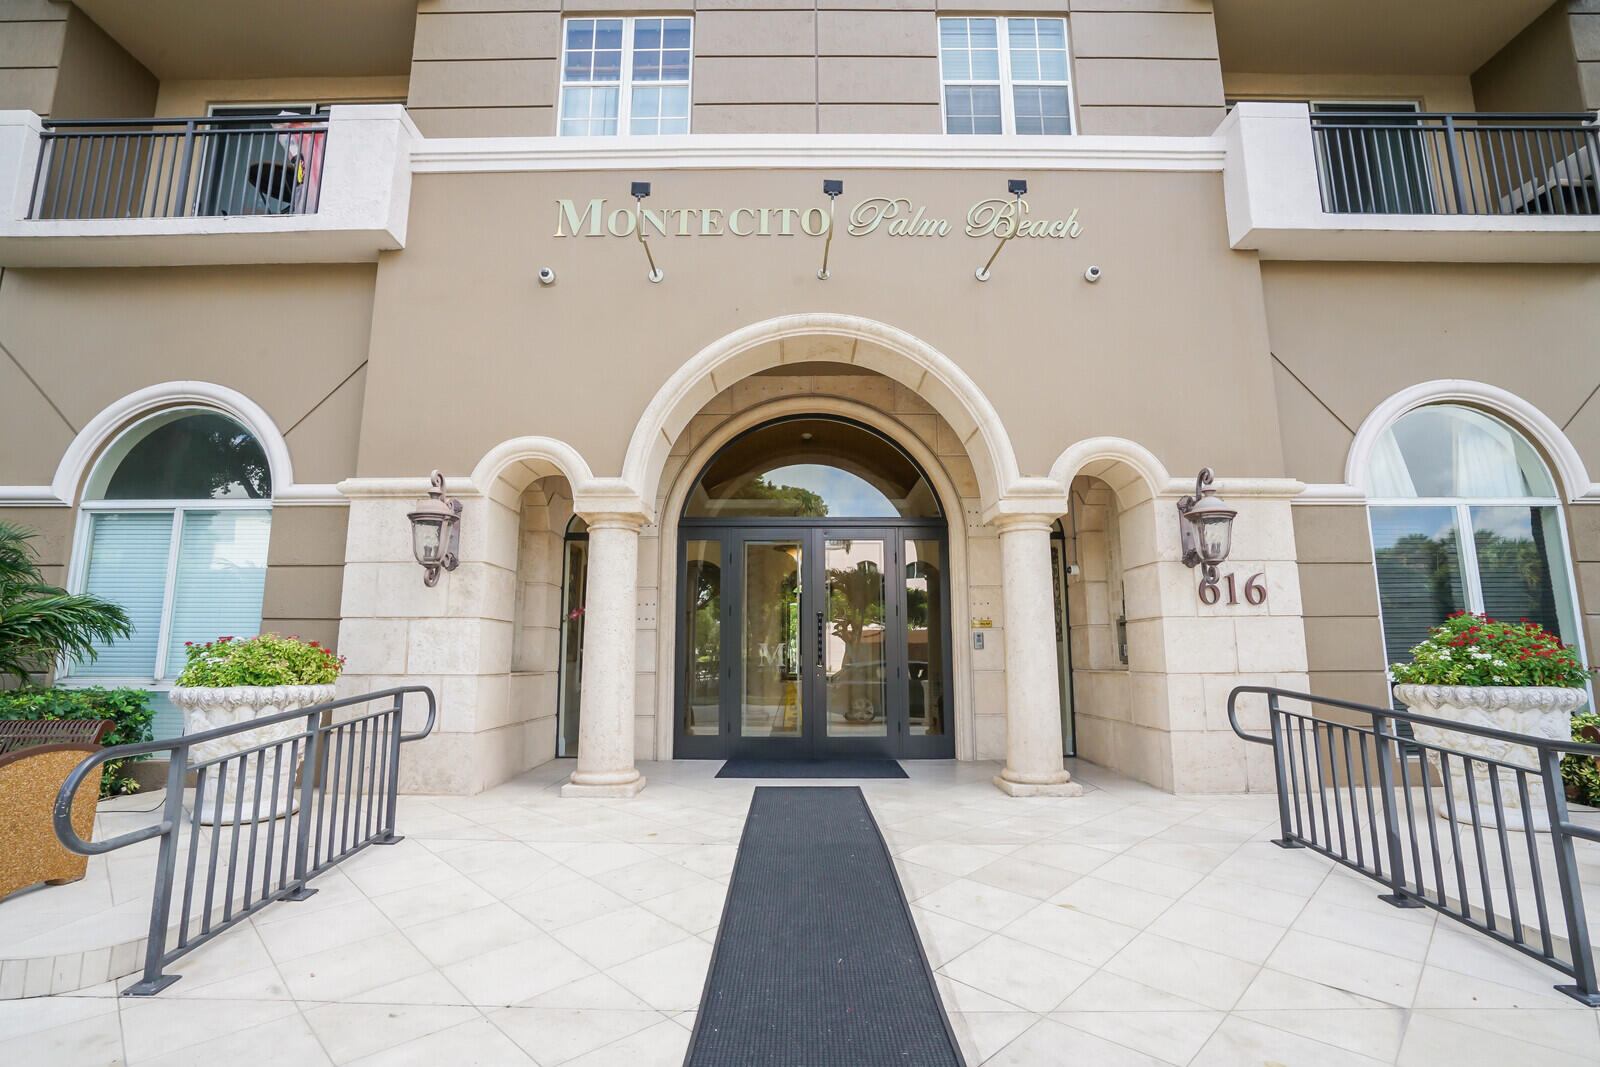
490 1007 663 1064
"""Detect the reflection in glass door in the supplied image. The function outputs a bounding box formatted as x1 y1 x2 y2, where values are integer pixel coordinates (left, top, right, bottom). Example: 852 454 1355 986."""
742 540 803 740
822 537 888 740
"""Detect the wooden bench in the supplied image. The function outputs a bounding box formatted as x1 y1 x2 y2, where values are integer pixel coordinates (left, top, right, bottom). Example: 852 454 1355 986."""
0 719 113 902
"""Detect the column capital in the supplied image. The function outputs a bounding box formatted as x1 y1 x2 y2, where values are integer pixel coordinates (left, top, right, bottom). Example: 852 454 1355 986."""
988 513 1056 535
574 477 652 531
982 477 1069 529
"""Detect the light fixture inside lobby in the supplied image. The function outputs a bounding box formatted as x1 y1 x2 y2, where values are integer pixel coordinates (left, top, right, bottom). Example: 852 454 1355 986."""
975 179 1028 282
632 181 663 283
1176 467 1237 588
408 470 462 586
817 178 843 280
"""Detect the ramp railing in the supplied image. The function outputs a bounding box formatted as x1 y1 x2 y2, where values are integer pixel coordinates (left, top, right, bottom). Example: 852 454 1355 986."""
1227 685 1600 1005
52 686 435 995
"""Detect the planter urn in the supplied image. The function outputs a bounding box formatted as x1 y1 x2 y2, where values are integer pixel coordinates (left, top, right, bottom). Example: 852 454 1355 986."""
1393 683 1587 833
169 684 336 825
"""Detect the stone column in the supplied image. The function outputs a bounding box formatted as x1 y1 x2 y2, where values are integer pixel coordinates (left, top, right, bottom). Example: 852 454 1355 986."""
562 511 647 797
994 514 1082 796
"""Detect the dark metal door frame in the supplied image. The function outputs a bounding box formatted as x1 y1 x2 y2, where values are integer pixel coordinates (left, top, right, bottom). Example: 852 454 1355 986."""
673 519 953 761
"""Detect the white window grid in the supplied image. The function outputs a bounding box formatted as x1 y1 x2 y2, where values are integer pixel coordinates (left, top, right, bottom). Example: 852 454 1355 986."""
62 497 272 689
938 16 1074 136
558 16 694 137
1365 496 1592 701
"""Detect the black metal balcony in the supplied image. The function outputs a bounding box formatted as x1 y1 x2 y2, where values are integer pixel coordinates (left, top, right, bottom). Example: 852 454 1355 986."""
1311 111 1600 217
28 114 329 221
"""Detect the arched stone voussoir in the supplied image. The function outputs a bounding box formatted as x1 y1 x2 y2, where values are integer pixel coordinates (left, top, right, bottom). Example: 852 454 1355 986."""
621 313 1023 514
471 435 599 508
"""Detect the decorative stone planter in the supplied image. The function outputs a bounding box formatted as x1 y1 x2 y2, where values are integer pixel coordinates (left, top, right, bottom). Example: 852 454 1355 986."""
1394 683 1588 833
170 685 336 825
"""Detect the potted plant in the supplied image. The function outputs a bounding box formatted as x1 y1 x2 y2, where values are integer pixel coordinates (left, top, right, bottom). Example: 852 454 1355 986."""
1392 613 1595 832
170 634 344 824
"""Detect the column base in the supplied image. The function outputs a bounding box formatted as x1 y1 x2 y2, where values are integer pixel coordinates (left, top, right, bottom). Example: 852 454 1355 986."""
993 775 1083 798
561 775 647 798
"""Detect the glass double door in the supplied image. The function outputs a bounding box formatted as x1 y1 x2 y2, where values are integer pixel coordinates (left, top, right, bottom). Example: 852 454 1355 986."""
677 524 951 760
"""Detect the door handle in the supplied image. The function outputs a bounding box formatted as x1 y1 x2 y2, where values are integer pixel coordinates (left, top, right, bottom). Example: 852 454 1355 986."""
816 611 825 666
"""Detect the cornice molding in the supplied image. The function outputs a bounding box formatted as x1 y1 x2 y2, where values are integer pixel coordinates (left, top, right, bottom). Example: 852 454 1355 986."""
411 134 1228 174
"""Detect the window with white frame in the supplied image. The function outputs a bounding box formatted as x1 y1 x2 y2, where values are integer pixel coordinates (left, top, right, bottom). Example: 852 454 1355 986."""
559 17 693 136
938 16 1072 135
1365 404 1587 680
66 410 273 739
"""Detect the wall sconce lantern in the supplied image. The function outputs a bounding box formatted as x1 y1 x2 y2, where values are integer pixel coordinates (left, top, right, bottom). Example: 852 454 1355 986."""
1176 467 1236 585
408 469 462 586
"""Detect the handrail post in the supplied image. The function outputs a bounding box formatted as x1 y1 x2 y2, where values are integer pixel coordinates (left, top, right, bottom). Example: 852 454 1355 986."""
171 119 197 217
1538 746 1600 1005
284 710 323 901
1442 113 1468 213
122 745 190 995
1266 693 1301 849
373 691 406 845
1370 708 1423 908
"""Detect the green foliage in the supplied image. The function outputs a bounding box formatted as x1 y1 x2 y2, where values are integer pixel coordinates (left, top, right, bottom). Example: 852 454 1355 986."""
1562 713 1600 808
731 477 829 517
0 685 154 796
175 633 344 688
1390 613 1595 688
0 521 132 683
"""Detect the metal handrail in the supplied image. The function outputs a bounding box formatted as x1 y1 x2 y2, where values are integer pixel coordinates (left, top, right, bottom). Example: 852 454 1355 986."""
1228 685 1600 1005
52 686 435 995
1308 110 1600 216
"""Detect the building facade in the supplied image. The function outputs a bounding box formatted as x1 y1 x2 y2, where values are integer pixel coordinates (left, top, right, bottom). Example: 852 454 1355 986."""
1 0 1597 799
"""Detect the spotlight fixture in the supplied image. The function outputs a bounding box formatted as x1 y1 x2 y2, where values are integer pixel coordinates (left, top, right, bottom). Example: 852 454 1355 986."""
976 178 1029 283
817 178 844 280
632 181 663 283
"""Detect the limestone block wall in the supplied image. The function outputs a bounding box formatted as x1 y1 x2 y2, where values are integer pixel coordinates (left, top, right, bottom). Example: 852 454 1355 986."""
508 480 571 761
335 487 544 794
1063 477 1130 765
1065 463 1307 792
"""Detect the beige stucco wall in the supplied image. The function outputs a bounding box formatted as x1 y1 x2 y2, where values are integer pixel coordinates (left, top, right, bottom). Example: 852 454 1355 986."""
0 0 154 119
0 263 378 653
356 166 1283 486
152 76 410 118
1472 1 1586 113
1261 261 1600 488
1222 73 1477 112
406 1 1224 137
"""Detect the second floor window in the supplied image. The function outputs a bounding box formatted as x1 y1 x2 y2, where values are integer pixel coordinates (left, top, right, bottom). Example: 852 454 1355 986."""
559 17 693 136
939 17 1072 135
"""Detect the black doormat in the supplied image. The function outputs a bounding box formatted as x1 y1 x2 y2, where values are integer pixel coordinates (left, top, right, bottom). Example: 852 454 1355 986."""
715 758 908 780
685 786 964 1066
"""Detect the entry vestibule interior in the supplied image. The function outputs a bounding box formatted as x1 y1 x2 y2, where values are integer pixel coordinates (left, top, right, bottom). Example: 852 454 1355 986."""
673 416 954 760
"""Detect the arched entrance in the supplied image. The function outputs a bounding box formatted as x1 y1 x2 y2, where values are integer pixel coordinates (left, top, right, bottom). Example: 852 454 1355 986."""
675 416 954 760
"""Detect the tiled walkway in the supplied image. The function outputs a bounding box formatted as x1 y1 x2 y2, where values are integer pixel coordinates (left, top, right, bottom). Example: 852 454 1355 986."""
3 758 1599 1065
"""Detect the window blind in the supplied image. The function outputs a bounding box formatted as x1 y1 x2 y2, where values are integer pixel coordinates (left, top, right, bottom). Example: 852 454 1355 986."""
76 512 172 678
163 510 272 676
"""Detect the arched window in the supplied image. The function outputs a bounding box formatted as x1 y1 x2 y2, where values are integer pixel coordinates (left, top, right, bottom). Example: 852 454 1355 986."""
1366 403 1585 670
67 409 273 738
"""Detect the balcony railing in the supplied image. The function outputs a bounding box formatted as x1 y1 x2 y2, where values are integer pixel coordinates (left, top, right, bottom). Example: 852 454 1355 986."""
28 114 329 221
1311 111 1600 216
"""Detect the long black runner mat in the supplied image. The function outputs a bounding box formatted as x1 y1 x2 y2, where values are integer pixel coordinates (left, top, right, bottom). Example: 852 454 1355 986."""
715 759 908 780
685 786 964 1066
